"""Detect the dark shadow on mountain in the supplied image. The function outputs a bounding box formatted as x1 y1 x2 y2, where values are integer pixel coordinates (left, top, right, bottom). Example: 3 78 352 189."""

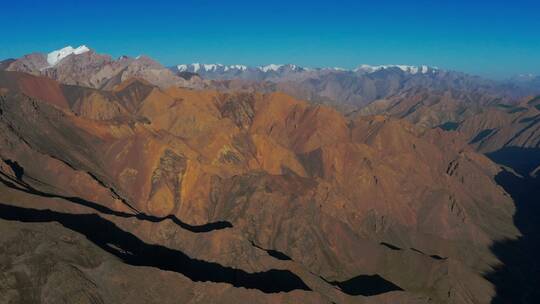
484 147 540 303
519 114 540 124
429 254 446 260
410 247 447 261
527 96 540 105
0 168 232 233
410 247 425 254
437 121 460 131
0 202 310 293
486 147 540 177
470 129 495 144
325 274 403 296
250 241 292 261
3 159 24 181
380 242 401 251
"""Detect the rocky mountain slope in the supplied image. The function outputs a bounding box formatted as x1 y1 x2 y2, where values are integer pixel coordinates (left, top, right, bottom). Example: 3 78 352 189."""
353 89 540 176
0 70 524 303
352 87 540 304
1 46 203 90
352 88 505 128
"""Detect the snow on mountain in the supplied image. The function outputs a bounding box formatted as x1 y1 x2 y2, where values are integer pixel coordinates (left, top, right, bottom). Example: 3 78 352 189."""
176 64 189 72
177 63 305 73
47 45 90 66
177 63 248 73
354 64 436 74
224 65 247 71
259 64 283 72
258 64 303 72
174 63 437 75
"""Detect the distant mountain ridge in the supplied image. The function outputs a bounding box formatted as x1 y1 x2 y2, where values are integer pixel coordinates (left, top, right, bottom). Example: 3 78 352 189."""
171 62 438 81
2 45 539 110
172 62 539 110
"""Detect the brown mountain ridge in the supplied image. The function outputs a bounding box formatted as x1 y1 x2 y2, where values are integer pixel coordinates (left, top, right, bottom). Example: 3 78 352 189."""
0 70 528 303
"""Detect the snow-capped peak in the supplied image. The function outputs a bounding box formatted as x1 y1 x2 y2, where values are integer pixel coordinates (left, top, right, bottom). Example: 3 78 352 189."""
224 64 248 71
176 63 303 73
174 63 438 75
354 64 436 74
203 64 221 71
176 63 248 73
259 64 283 72
176 64 189 72
258 64 304 72
321 67 346 71
47 45 90 66
192 63 202 72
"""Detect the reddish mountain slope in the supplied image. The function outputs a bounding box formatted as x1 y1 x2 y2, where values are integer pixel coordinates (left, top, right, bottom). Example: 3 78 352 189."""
0 72 522 303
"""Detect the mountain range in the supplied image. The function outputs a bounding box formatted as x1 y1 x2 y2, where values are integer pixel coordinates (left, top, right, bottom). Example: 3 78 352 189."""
3 45 539 111
172 63 437 80
0 45 539 304
174 62 540 110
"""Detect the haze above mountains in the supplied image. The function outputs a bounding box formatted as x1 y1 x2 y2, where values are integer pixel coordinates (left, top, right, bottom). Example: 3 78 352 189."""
0 44 539 304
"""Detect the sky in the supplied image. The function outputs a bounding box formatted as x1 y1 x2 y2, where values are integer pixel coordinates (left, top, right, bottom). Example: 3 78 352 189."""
1 0 539 79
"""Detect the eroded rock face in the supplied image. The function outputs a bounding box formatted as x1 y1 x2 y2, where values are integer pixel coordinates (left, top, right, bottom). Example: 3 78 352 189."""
147 149 187 216
0 72 521 303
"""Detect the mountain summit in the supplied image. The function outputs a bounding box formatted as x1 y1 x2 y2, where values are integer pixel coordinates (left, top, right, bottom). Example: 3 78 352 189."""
1 45 203 90
46 45 90 66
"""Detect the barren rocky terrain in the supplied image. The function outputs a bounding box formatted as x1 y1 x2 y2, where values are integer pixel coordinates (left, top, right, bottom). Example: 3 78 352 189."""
0 46 538 303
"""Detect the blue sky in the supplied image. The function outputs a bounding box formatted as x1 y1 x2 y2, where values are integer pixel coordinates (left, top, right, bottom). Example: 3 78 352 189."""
1 0 539 79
